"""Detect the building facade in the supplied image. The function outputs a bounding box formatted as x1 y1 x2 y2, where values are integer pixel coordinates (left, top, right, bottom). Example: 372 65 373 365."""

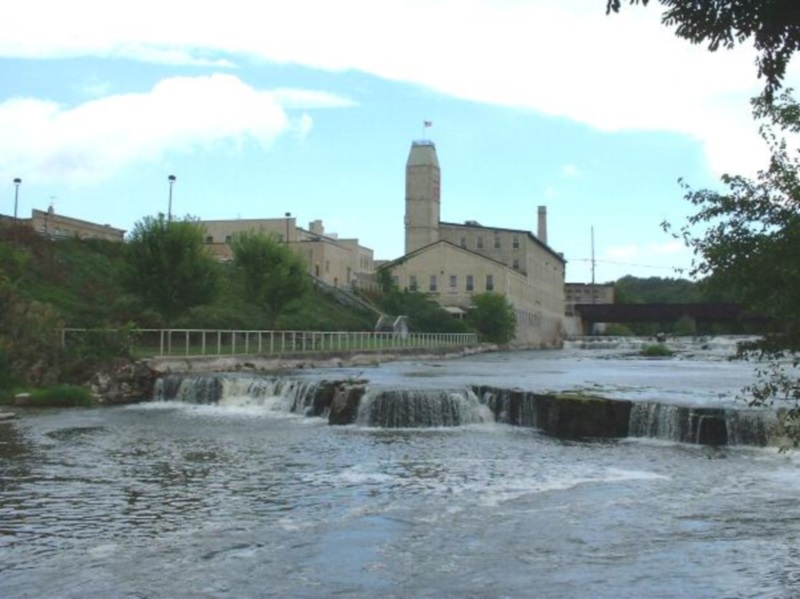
384 140 566 347
199 216 375 289
0 207 126 241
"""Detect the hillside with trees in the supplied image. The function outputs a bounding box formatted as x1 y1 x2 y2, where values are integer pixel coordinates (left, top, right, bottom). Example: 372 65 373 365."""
0 216 519 397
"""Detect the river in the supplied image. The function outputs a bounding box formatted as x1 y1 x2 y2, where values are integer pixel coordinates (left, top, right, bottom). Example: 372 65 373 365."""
2 338 799 598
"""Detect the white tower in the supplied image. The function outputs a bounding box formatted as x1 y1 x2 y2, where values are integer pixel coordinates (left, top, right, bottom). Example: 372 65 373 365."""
404 140 440 254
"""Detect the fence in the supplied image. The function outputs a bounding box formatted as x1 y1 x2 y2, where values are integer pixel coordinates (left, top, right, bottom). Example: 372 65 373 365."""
60 328 479 359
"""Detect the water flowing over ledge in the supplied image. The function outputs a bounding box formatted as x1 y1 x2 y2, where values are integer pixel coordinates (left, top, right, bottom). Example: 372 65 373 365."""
153 372 781 447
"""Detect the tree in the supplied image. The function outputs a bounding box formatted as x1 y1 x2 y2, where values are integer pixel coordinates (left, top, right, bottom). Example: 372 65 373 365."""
230 231 310 327
666 89 800 444
467 292 517 344
606 0 800 97
124 214 219 325
376 288 471 334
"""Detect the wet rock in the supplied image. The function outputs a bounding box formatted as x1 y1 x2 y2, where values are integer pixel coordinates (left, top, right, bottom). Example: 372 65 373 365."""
329 384 366 425
694 410 729 446
90 359 158 404
537 393 632 440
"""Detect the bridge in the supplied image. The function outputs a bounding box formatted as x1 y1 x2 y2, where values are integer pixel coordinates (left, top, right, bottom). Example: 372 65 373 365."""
572 302 762 334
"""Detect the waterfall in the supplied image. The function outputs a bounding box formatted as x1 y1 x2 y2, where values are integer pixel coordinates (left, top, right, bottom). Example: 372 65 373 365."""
726 409 779 446
629 402 688 442
356 388 492 428
629 402 775 446
153 374 322 415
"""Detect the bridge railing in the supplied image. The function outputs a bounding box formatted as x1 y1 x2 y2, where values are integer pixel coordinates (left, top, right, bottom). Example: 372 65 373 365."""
60 328 479 359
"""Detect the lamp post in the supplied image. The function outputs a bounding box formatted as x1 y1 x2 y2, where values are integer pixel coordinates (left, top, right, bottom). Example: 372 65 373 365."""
284 212 291 245
167 175 176 222
13 177 21 220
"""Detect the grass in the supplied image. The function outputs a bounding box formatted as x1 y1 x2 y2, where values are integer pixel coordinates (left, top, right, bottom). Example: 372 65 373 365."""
25 385 97 408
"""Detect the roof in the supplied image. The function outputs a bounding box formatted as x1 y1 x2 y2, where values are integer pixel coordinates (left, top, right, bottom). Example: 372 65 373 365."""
379 239 514 271
439 220 566 264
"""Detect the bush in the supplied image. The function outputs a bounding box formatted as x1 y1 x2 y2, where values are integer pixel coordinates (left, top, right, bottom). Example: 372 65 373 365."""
640 344 674 358
26 384 96 407
604 323 635 337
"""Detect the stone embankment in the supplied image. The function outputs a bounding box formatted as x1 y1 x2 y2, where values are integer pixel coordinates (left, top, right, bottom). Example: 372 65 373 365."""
89 345 495 404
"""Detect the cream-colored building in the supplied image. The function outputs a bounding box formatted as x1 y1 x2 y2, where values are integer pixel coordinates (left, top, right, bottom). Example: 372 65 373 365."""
382 140 566 347
0 207 126 241
200 216 375 288
565 283 615 316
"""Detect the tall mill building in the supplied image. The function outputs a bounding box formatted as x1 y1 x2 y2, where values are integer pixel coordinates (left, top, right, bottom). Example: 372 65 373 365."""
381 139 566 346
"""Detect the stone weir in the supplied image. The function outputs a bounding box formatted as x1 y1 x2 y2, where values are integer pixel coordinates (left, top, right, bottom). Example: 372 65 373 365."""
153 373 780 448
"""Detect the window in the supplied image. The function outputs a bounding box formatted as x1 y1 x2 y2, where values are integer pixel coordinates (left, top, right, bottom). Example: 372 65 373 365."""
205 235 213 244
512 235 519 249
486 274 494 291
460 237 467 248
450 275 457 288
325 260 330 273
477 237 484 249
494 235 501 249
409 275 418 291
512 259 519 270
429 275 437 292
225 235 232 243
392 276 400 288
466 275 474 292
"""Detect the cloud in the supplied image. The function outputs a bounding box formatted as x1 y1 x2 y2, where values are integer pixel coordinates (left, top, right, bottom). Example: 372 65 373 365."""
272 89 356 109
1 0 793 176
0 74 291 184
561 164 581 178
294 113 314 142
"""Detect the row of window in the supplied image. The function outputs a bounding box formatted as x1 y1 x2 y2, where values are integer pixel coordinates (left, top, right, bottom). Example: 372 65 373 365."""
458 234 520 250
401 274 495 293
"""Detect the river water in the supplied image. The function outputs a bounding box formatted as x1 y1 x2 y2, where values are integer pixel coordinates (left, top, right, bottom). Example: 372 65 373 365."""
2 338 800 598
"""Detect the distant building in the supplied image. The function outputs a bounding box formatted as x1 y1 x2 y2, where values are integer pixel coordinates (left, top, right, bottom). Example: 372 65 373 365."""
199 217 375 289
380 140 566 347
564 283 615 316
0 206 126 242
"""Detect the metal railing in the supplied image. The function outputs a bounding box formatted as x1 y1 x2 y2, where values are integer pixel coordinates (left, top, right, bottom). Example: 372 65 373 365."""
61 328 479 358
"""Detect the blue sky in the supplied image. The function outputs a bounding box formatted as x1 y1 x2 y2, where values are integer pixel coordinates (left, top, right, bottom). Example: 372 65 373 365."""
2 0 797 284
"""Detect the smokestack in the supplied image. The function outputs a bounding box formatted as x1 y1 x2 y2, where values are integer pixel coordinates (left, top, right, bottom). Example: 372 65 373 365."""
537 206 548 245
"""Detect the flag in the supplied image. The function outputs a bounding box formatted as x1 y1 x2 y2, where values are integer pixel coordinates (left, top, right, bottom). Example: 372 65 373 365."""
424 120 432 127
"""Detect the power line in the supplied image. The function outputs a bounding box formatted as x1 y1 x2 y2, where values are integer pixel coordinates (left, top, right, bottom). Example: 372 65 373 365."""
571 258 682 270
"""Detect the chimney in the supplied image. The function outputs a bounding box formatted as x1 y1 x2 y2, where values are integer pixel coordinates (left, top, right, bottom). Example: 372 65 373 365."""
537 206 548 245
309 219 324 235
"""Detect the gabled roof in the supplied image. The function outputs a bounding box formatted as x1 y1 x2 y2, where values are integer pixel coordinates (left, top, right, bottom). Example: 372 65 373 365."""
379 239 512 270
439 220 566 264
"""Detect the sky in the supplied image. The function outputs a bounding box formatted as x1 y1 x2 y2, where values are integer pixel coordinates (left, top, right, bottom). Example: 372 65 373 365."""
2 0 798 284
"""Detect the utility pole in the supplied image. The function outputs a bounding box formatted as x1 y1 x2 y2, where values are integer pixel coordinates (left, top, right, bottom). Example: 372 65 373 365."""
13 177 21 220
591 226 596 305
167 175 176 222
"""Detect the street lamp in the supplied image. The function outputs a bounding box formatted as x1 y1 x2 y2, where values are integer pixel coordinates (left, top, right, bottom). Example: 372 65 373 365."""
13 177 21 220
284 212 291 245
167 175 176 222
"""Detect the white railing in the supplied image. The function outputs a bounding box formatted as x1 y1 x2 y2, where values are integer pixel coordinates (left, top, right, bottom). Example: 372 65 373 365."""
61 328 479 358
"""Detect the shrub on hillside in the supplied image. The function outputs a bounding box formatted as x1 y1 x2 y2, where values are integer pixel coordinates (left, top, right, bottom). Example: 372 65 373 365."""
26 385 96 407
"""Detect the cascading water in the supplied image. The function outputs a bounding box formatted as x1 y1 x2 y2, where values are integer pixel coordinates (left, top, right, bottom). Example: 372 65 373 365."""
628 401 777 446
355 388 492 428
154 373 322 415
151 369 779 445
